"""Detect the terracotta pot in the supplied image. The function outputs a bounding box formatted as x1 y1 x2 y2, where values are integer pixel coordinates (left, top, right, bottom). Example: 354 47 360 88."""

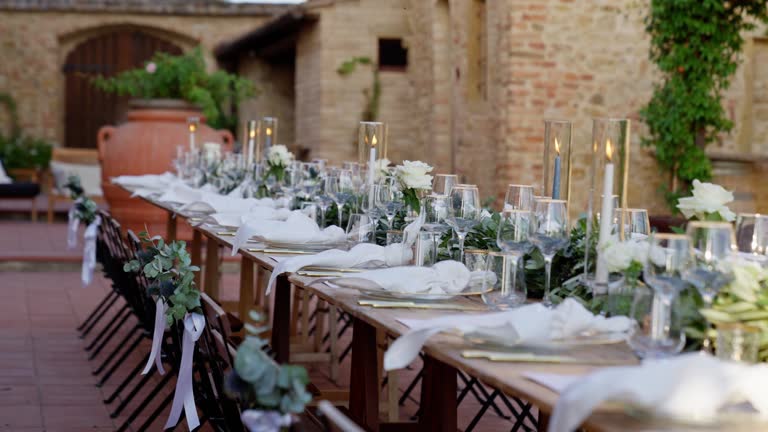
98 99 233 237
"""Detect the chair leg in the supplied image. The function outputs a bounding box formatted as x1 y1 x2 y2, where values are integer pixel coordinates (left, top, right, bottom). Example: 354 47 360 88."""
84 304 129 350
104 351 149 404
109 365 156 417
95 331 144 387
134 391 175 432
87 309 132 359
30 198 37 222
114 371 174 432
77 291 117 332
329 306 338 382
47 196 54 224
92 325 140 375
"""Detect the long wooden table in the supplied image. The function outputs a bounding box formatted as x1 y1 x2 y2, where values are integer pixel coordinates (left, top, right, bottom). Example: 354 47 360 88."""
123 187 678 432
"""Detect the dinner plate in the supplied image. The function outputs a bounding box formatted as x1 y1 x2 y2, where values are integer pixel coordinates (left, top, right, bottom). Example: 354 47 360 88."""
331 277 491 301
462 327 627 350
260 239 349 252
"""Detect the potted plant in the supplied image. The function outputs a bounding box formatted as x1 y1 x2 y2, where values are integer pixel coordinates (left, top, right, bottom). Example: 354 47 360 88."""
92 47 256 236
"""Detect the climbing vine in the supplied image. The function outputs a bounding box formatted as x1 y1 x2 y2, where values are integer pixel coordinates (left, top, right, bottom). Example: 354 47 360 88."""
640 0 768 211
337 56 381 122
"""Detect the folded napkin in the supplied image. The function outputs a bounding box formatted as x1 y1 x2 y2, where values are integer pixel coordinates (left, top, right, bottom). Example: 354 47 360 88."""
158 183 203 205
112 172 177 190
383 298 630 371
264 214 427 294
231 212 346 255
209 207 292 228
332 260 471 295
548 353 768 432
179 193 277 214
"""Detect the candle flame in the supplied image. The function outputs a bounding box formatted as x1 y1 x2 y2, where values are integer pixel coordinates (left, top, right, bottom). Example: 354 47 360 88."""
266 127 273 136
249 129 256 139
188 117 199 133
606 139 613 162
371 134 378 147
554 138 560 155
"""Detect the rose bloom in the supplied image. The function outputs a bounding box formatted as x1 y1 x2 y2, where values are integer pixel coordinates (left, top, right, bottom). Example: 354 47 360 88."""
677 179 735 221
267 144 293 166
396 160 433 190
145 62 157 74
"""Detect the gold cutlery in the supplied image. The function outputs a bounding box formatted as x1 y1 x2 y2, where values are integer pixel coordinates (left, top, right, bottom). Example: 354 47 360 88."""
246 248 315 255
461 350 627 365
216 231 236 236
304 267 363 273
359 299 486 311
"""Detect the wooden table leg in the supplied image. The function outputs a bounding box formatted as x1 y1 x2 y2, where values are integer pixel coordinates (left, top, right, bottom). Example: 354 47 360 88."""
271 274 291 363
166 211 177 241
418 356 457 432
349 318 379 432
191 230 202 288
239 257 254 322
537 411 550 432
204 240 220 300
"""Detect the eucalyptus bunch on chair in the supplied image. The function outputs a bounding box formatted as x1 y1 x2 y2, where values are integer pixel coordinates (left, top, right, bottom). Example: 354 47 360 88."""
226 311 312 431
64 175 97 225
123 231 201 325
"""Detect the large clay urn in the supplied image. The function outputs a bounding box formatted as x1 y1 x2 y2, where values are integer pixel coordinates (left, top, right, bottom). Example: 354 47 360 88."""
98 99 233 237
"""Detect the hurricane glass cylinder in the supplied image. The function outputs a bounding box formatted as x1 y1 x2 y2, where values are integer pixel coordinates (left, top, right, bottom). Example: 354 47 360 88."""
541 120 572 202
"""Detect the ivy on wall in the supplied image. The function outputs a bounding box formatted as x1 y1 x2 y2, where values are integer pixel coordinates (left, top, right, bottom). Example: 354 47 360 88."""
640 0 768 212
337 56 381 122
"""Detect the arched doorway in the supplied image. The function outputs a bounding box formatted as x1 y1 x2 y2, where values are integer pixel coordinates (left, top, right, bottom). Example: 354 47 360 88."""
62 30 182 148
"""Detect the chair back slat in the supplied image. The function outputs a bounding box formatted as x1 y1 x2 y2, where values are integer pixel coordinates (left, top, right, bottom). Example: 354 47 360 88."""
318 400 365 432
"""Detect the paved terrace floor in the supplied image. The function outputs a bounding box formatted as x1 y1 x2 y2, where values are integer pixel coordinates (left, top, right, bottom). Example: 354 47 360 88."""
0 217 522 432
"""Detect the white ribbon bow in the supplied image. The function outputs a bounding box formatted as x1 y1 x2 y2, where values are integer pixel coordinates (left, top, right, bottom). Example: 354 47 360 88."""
142 298 169 376
67 203 79 249
81 215 101 287
165 313 205 431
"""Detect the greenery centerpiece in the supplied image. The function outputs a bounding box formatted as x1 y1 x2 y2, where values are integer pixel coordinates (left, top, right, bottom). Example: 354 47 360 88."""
263 145 294 184
123 232 201 325
226 312 311 430
0 92 52 171
92 47 256 131
64 175 97 225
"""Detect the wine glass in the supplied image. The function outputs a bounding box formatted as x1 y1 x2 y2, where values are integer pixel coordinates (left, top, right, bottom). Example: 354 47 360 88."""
376 182 404 230
446 185 481 262
346 213 375 245
619 208 651 240
735 213 768 257
326 170 354 227
432 174 459 197
531 199 569 307
492 209 534 308
684 221 735 352
642 233 693 358
503 184 535 211
314 177 336 228
627 283 686 359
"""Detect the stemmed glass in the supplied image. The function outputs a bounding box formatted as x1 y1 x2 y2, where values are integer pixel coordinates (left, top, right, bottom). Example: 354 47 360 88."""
346 213 375 245
494 209 534 307
735 213 768 257
684 221 735 352
531 199 569 307
314 177 335 227
432 174 459 197
619 208 651 240
642 233 693 358
376 182 404 230
446 185 481 263
504 184 535 211
326 170 354 227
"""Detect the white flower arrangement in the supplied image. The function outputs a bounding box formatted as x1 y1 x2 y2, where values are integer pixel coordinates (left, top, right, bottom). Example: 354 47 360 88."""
375 157 392 180
677 179 736 222
601 238 649 273
266 144 293 168
394 160 434 213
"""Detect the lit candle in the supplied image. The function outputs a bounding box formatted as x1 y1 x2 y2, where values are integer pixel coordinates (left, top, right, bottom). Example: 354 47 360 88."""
551 138 561 199
596 139 615 285
265 126 273 150
188 117 199 152
367 133 377 211
246 120 257 166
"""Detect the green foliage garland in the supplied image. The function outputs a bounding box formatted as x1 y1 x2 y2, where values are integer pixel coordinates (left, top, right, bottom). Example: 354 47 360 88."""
0 92 52 171
92 47 256 131
64 175 97 225
640 0 768 210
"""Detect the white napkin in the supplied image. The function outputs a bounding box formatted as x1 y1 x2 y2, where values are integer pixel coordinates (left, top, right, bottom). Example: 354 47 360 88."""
158 183 203 204
549 353 768 432
209 207 292 228
231 212 345 255
0 160 12 184
332 261 471 295
266 242 413 295
179 193 277 214
383 298 631 371
112 172 176 189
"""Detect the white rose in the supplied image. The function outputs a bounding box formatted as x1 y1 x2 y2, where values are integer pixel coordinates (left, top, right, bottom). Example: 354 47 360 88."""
375 158 392 180
677 179 735 221
601 239 648 273
395 160 433 190
721 256 768 303
266 144 293 167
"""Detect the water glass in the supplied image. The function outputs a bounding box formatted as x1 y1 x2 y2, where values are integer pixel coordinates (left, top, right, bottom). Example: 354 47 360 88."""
496 209 533 308
531 199 569 307
326 170 354 227
503 184 535 211
619 208 651 240
346 213 375 244
422 194 450 233
432 174 459 196
716 323 760 363
481 251 527 309
376 183 404 230
627 282 686 359
447 185 481 262
735 213 768 256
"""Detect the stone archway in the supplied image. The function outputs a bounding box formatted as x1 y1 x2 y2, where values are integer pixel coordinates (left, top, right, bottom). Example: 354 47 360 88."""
61 27 184 148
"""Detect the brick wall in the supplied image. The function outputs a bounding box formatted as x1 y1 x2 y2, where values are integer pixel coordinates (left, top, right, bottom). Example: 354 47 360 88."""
238 57 296 150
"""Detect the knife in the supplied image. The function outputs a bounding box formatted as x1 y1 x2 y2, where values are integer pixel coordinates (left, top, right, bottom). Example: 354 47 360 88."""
461 350 628 365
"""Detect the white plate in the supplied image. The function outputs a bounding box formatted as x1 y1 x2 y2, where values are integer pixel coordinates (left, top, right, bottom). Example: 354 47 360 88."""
259 239 350 252
463 327 627 350
332 277 490 301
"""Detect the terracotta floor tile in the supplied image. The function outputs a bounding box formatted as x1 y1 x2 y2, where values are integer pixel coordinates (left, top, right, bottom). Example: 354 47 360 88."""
0 405 44 428
40 385 106 406
0 385 39 405
42 404 114 429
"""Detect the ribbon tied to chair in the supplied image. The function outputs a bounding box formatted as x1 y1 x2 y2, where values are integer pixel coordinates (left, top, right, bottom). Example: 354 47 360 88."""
142 298 169 376
165 313 205 431
66 202 79 249
81 215 101 287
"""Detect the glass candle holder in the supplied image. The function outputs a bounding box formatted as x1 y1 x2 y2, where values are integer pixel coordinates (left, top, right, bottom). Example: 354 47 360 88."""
245 120 258 167
358 121 386 169
735 213 768 256
584 118 631 288
542 120 572 201
258 117 278 160
187 116 200 152
716 323 760 363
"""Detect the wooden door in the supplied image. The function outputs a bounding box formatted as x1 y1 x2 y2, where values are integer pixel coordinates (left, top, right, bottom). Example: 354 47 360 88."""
63 30 182 148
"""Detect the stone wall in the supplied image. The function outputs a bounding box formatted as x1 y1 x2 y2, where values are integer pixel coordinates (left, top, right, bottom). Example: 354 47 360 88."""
0 9 275 145
238 57 296 149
